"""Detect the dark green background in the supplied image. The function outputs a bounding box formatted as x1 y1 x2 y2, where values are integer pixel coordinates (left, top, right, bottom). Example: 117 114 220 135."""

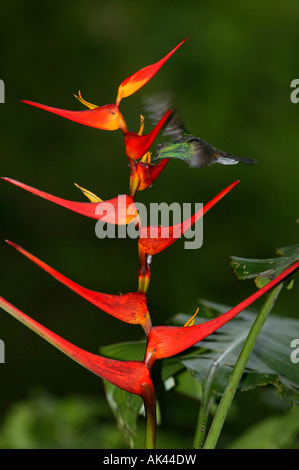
0 0 298 448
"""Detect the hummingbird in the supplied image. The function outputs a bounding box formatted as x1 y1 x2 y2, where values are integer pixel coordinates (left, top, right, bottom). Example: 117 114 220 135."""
154 133 257 168
144 94 257 168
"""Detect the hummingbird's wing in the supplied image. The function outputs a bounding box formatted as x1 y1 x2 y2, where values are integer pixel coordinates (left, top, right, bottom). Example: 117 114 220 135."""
143 93 187 140
187 139 218 168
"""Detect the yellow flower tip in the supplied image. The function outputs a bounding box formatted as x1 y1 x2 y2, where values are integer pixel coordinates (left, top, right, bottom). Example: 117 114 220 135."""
138 271 150 294
74 183 102 202
140 151 151 163
184 307 199 327
129 173 140 198
74 90 98 110
137 114 145 136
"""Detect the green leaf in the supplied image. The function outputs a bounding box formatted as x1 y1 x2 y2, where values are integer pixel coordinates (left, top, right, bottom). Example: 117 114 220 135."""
172 301 299 402
231 243 299 287
102 381 143 449
172 369 202 401
99 341 146 449
100 340 146 362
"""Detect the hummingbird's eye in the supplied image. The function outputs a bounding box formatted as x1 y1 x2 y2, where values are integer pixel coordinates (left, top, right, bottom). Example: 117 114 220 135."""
157 144 162 150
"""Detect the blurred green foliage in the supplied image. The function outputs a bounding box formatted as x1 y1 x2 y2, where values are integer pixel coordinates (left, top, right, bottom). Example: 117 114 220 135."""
0 0 299 448
228 404 299 449
0 388 201 449
0 388 297 449
0 390 121 449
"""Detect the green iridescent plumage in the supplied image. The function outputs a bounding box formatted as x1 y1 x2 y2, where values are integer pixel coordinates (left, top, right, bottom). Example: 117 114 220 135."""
154 132 256 168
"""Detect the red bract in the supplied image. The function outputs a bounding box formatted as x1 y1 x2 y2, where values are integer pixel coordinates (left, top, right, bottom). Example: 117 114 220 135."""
129 158 170 199
6 240 152 335
116 38 187 105
137 180 239 293
0 296 153 397
133 159 170 191
21 39 186 150
138 180 239 256
124 110 172 160
22 101 171 162
144 261 299 368
2 178 138 225
21 101 128 132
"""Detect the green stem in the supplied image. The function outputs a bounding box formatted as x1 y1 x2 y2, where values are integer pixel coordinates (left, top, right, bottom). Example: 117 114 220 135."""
203 283 284 449
193 363 216 449
143 387 156 449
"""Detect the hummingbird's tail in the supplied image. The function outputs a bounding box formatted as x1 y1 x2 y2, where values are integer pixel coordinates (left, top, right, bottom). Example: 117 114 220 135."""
215 153 257 166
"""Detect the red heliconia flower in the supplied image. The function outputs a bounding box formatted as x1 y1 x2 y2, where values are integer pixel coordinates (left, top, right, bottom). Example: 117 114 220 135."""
138 180 239 256
133 159 170 191
144 261 299 368
124 110 172 161
21 39 186 160
22 101 172 161
138 181 239 292
129 158 170 199
2 178 138 225
115 38 187 106
6 240 152 335
0 296 153 398
21 100 128 132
